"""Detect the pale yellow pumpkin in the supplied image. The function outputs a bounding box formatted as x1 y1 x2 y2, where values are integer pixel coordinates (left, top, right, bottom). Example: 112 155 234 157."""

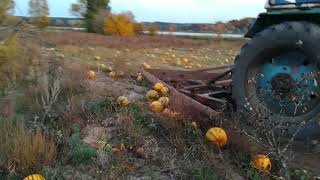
109 71 117 78
205 127 228 147
146 90 159 102
143 63 151 69
117 96 129 107
253 154 272 173
150 101 164 113
95 56 101 61
159 97 170 107
136 75 143 81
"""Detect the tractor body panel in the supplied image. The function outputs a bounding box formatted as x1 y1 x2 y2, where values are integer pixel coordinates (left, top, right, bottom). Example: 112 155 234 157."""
246 10 320 38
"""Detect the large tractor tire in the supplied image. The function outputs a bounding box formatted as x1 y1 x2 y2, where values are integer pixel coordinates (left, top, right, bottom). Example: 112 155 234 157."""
233 21 320 139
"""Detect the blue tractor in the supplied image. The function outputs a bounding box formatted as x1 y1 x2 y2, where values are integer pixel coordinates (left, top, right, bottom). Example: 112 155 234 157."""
232 0 320 139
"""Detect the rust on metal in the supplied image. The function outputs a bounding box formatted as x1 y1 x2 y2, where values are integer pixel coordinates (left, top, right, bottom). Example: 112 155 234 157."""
141 65 233 118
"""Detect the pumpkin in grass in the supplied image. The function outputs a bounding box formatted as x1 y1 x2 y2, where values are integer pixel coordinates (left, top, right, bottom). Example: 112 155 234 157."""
23 174 45 180
205 127 227 148
87 70 96 80
109 71 117 78
136 73 143 81
146 90 159 102
162 108 179 118
117 96 129 107
159 97 170 107
160 87 169 95
154 83 164 92
150 101 164 113
191 121 197 129
253 154 272 173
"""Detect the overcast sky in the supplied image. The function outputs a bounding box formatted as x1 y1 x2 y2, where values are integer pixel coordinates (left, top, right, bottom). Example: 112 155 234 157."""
15 0 266 23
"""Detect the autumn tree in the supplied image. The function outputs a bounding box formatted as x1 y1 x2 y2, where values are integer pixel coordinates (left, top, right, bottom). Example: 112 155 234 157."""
29 0 50 29
104 12 136 36
148 23 159 36
0 0 15 24
71 0 110 33
133 23 144 35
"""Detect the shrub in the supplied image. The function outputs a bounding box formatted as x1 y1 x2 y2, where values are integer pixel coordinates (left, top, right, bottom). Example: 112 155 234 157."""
0 34 27 89
148 23 158 36
0 116 57 176
69 126 97 165
103 12 136 36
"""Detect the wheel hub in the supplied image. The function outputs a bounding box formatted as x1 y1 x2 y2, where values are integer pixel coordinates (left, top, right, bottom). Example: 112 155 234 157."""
271 73 294 99
256 52 320 117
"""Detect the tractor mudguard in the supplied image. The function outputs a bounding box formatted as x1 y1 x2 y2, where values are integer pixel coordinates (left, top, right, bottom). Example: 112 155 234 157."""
245 10 320 38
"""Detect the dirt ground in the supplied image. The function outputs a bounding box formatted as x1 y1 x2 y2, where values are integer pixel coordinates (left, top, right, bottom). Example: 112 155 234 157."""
1 30 319 179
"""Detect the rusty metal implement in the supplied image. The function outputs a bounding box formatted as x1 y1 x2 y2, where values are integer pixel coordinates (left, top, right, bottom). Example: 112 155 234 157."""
141 65 233 118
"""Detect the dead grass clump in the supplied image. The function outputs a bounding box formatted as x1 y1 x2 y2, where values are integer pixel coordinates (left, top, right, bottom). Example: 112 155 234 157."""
0 116 57 176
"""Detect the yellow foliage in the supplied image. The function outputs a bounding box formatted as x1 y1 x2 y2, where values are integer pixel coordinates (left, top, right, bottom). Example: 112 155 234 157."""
0 34 27 88
104 13 136 36
32 16 50 29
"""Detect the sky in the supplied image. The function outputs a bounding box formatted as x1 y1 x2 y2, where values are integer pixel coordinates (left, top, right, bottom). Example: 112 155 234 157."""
15 0 266 23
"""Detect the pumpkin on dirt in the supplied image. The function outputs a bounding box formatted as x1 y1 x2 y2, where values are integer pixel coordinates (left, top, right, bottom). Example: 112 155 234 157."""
253 154 272 173
160 87 169 95
95 56 101 61
98 63 107 71
150 101 164 113
109 71 117 78
117 96 129 107
205 127 228 148
154 83 164 92
136 147 145 156
159 97 170 107
146 90 159 102
107 66 113 72
136 73 143 81
87 70 96 80
117 71 125 77
143 63 151 69
162 108 179 118
23 174 45 180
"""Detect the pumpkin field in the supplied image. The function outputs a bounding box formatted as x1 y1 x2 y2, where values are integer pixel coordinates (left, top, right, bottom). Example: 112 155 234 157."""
0 29 319 179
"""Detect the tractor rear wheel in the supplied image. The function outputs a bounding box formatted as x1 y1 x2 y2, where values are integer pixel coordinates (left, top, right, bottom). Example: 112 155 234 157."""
233 21 320 139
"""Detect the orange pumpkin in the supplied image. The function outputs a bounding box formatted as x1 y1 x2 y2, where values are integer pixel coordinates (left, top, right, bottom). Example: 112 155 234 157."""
159 97 170 107
95 56 101 61
253 154 272 172
117 71 125 77
146 90 159 102
205 127 228 147
87 70 96 80
191 122 197 129
154 83 164 92
150 101 164 113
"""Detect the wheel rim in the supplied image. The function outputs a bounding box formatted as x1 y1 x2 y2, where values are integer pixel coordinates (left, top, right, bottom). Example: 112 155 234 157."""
255 52 320 117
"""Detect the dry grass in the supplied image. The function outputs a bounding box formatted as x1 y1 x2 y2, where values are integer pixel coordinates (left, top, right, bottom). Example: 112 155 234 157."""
0 116 57 176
